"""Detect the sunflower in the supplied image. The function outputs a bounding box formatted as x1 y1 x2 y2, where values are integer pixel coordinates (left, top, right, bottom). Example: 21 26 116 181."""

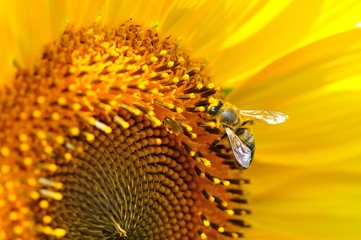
1 1 361 240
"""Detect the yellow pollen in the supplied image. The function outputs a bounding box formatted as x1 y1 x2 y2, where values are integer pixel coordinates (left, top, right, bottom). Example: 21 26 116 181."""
5 181 14 190
167 61 174 67
13 225 23 235
36 130 46 139
51 112 61 120
137 83 146 89
20 207 29 214
39 200 49 209
225 209 235 216
42 226 53 235
70 127 80 136
203 219 210 227
161 72 169 78
222 180 231 186
27 178 37 187
42 163 58 172
207 83 215 89
134 55 141 61
150 88 158 94
7 193 17 202
23 157 33 166
20 143 30 152
182 123 193 132
57 97 67 105
155 138 162 145
160 50 167 55
9 211 19 221
195 106 205 112
44 146 53 154
69 66 77 73
218 227 225 233
182 74 189 80
190 151 196 157
208 97 217 104
83 132 95 142
42 215 52 224
113 115 130 129
232 233 240 238
32 109 42 118
147 114 162 127
200 232 207 239
1 147 10 156
56 135 65 144
149 72 157 78
53 228 67 238
68 84 77 91
36 96 46 104
1 165 10 174
151 56 158 62
72 103 82 111
19 133 28 142
213 178 221 184
64 153 72 161
30 191 40 200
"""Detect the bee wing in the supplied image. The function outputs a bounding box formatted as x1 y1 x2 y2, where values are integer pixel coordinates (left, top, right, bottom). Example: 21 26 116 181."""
238 110 288 125
225 128 252 169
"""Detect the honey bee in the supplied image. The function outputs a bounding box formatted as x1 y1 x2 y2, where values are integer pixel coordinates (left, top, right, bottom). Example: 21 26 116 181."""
206 99 288 169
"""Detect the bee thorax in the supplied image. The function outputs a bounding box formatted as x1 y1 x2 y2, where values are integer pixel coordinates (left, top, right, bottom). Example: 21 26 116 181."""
219 108 239 127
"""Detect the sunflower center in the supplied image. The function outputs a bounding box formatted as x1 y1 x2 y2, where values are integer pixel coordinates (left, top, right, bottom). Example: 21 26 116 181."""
0 21 251 240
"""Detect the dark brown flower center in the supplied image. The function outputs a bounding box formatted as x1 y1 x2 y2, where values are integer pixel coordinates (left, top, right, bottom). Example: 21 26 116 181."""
0 20 250 240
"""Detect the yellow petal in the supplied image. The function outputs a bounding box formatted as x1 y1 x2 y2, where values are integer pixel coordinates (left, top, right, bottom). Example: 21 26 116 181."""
244 162 361 240
64 0 105 27
216 1 361 87
0 2 16 86
249 89 361 166
0 0 67 85
100 0 173 27
228 28 361 108
161 1 271 57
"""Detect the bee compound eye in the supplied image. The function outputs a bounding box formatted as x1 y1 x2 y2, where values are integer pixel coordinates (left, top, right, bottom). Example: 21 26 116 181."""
207 100 223 116
208 106 219 116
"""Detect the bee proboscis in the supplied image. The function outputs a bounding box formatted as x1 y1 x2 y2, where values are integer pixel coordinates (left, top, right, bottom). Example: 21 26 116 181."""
206 99 288 169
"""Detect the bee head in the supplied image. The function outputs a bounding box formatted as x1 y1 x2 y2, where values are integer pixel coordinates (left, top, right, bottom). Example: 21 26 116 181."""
219 108 239 127
207 100 223 116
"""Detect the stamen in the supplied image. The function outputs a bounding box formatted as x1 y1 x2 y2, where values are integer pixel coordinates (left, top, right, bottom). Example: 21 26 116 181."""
39 189 63 200
38 178 63 189
113 115 130 129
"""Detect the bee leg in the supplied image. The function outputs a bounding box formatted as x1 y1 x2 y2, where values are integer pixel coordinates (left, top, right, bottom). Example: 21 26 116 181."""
210 133 227 147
